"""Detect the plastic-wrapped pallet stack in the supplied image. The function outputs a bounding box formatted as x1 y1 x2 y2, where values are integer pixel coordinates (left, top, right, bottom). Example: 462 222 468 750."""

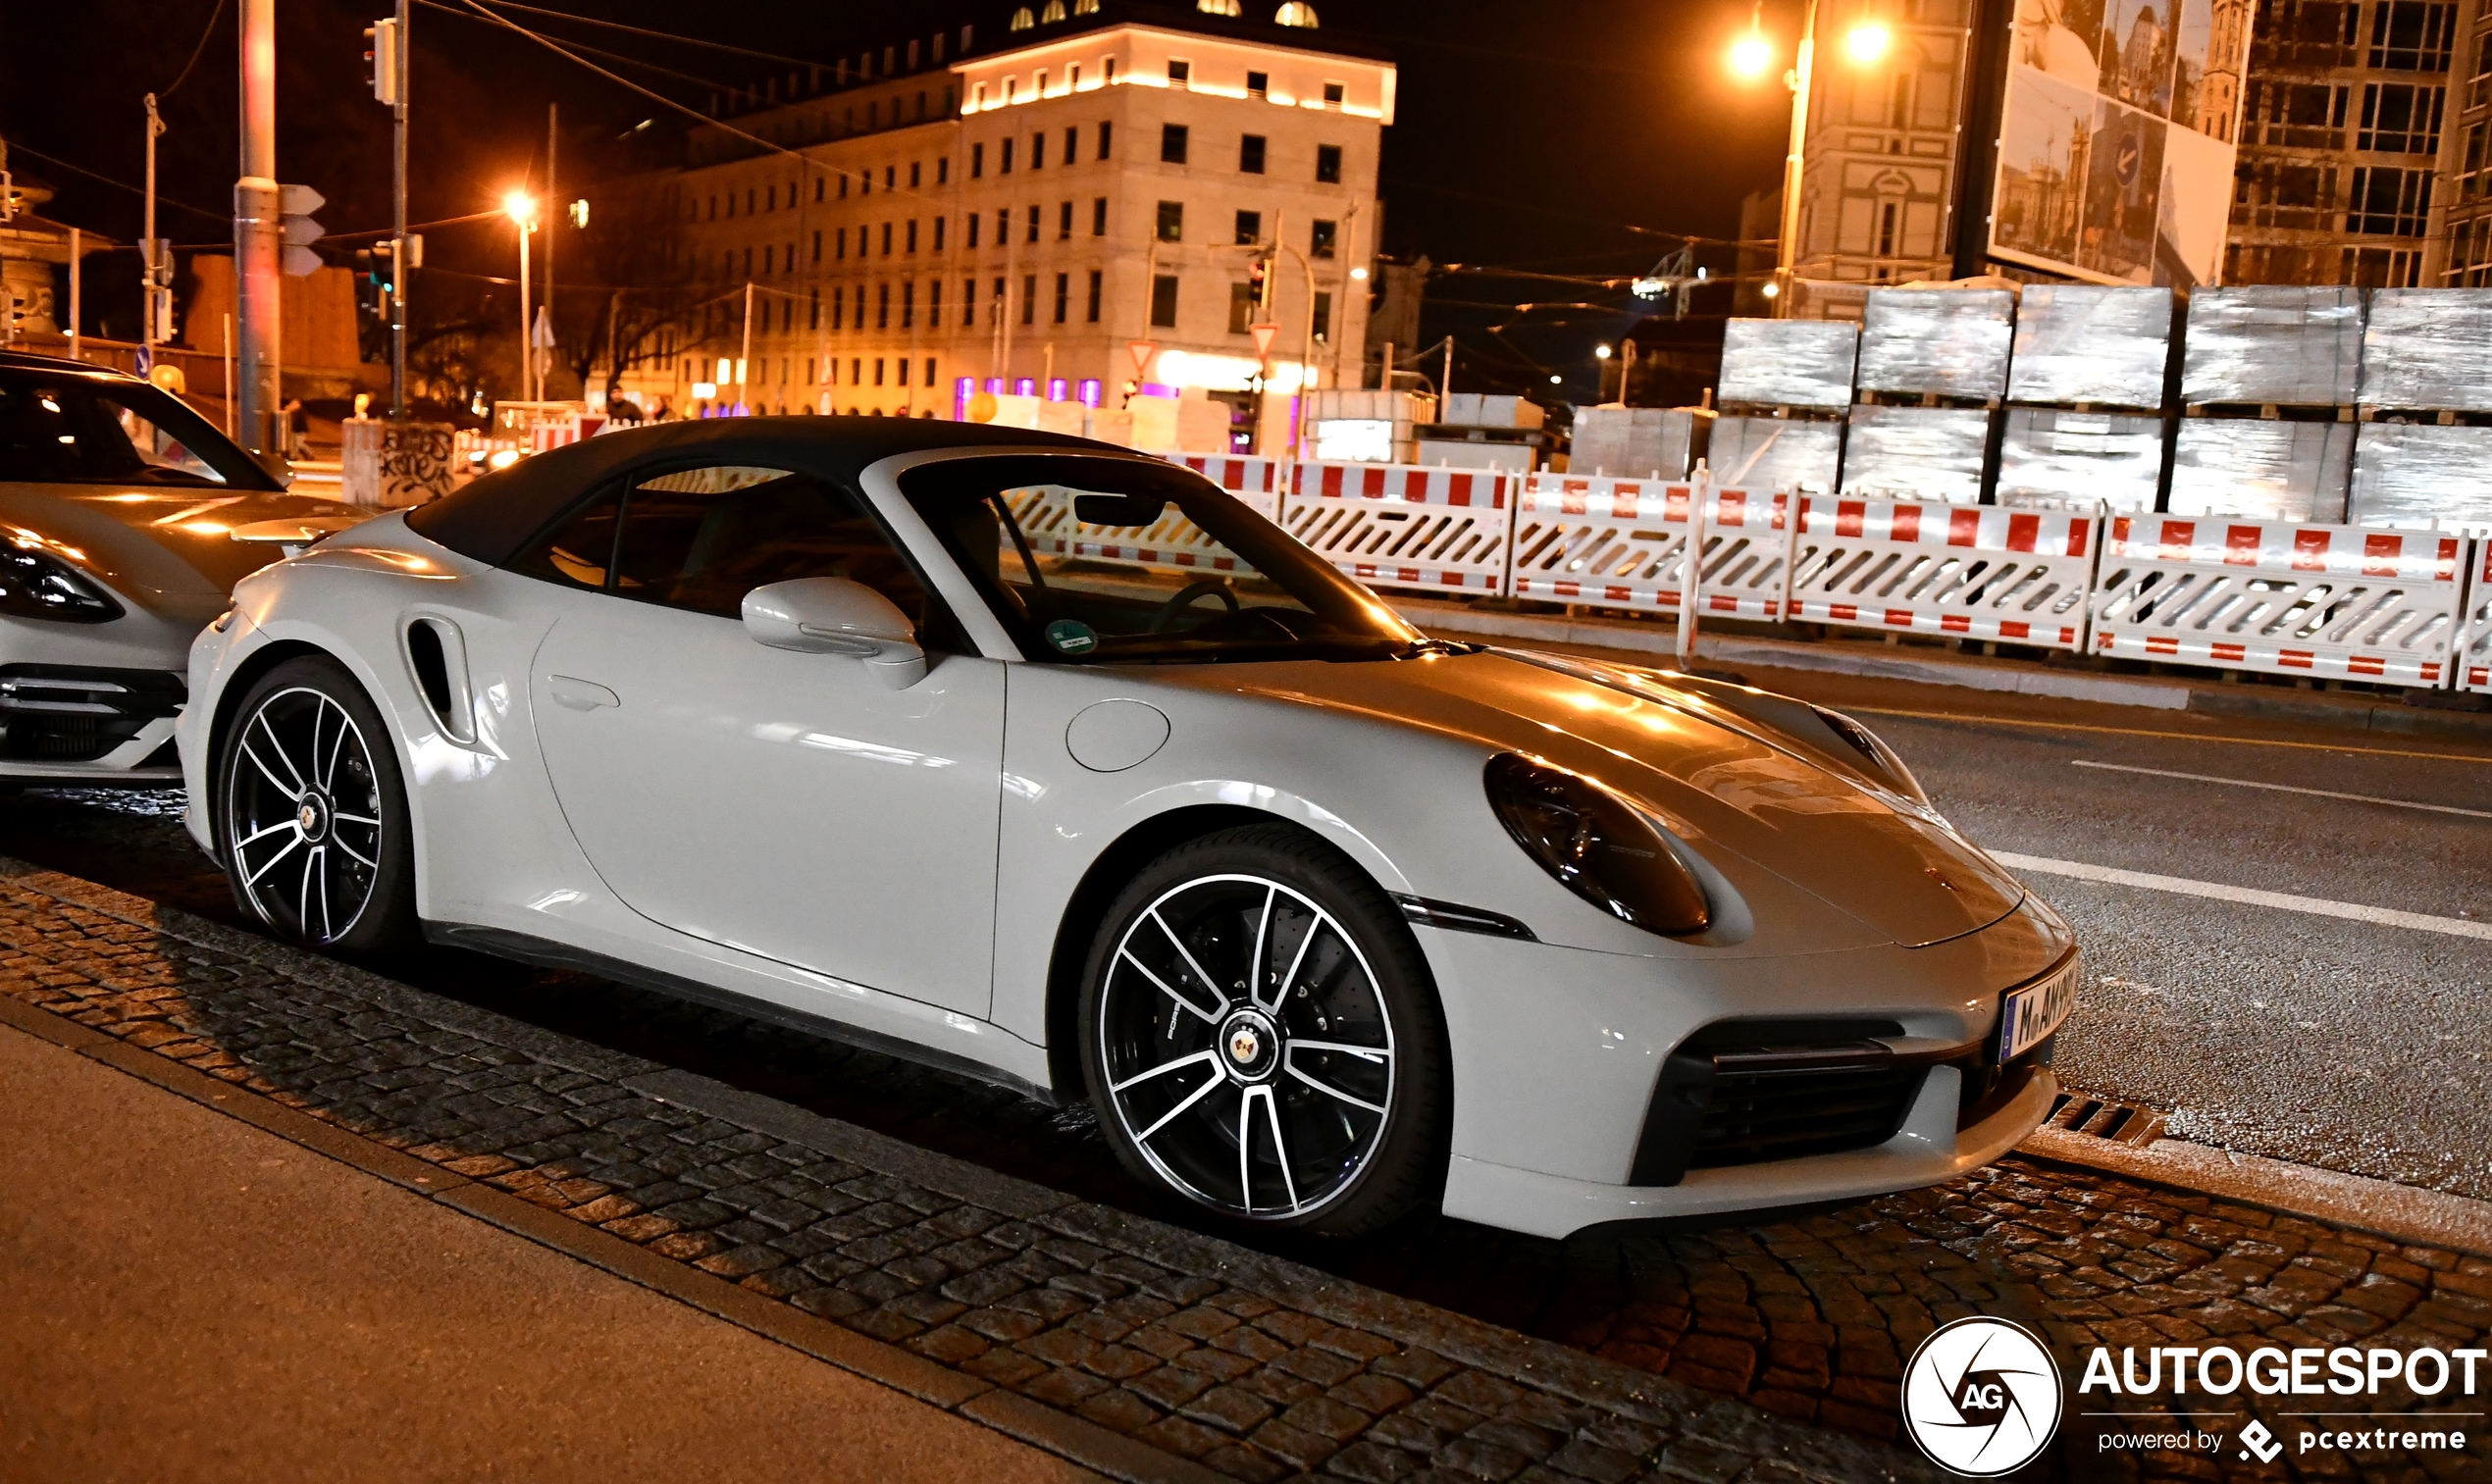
2350 289 2492 530
2169 287 2361 522
1568 405 1699 479
1708 318 1854 495
1417 392 1549 474
1996 284 2174 513
1841 287 2012 504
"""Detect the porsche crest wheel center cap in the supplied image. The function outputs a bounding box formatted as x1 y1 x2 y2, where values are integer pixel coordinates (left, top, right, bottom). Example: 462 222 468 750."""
1220 1009 1279 1081
294 792 332 843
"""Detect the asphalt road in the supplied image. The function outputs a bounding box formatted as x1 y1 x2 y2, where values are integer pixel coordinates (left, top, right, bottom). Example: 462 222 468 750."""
2 671 2483 1213
1751 671 2492 1199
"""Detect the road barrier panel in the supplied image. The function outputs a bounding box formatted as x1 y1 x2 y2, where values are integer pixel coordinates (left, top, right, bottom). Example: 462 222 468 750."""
1509 475 1790 619
2090 516 2466 685
1787 497 2102 650
1282 461 1516 593
2459 537 2492 692
1160 453 1284 515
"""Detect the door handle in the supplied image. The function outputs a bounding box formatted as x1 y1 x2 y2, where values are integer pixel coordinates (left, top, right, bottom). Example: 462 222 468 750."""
547 675 620 712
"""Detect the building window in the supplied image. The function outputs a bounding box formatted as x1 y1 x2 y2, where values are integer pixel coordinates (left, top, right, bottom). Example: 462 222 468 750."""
1151 274 1179 328
2463 121 2487 197
924 358 937 386
972 142 985 177
837 227 849 260
764 244 775 274
1239 133 1267 173
964 278 978 319
968 213 981 249
2368 1 2456 70
882 222 894 255
2349 164 2434 234
1021 274 1038 324
1313 290 1331 342
877 283 891 329
1323 80 1344 106
934 216 947 250
809 289 821 330
1162 124 1189 164
1032 130 1047 169
909 161 922 187
812 230 823 263
1228 281 1256 334
907 219 920 252
1157 200 1184 240
1247 70 1269 97
1168 59 1192 85
1027 203 1042 242
839 173 850 199
1316 143 1342 183
1063 125 1077 164
815 178 825 202
1003 136 1015 173
852 358 861 385
903 281 915 329
997 207 1011 242
1311 219 1336 257
938 156 950 184
1087 269 1103 322
1054 271 1070 322
834 286 846 331
874 357 885 385
1099 120 1114 159
1235 209 1262 244
1877 199 1900 257
1059 200 1074 237
2358 82 2445 153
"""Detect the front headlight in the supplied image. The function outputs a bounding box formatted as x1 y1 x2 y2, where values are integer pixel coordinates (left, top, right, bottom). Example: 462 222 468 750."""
0 541 123 623
1483 753 1710 936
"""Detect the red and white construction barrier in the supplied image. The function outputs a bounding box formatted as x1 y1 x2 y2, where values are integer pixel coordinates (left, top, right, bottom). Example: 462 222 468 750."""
1788 498 2101 651
1163 453 1283 516
2451 536 2491 693
1509 476 1790 620
2091 517 2466 685
1281 461 1516 593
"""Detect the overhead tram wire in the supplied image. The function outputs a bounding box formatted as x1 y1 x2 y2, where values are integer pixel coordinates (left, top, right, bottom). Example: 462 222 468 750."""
156 0 233 99
467 0 848 71
414 0 759 98
0 141 230 226
448 0 955 210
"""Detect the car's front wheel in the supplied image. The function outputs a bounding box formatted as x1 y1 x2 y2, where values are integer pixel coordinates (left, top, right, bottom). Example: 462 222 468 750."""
217 654 418 954
1079 825 1447 1238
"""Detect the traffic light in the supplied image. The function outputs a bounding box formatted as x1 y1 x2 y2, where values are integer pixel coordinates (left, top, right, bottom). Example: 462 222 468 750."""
279 184 325 277
364 19 400 105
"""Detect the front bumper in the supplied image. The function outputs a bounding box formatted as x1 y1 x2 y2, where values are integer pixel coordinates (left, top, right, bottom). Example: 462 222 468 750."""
1419 896 2073 1240
1443 1061 2057 1239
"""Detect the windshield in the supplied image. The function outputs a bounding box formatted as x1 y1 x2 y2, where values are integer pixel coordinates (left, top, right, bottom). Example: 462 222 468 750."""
0 369 279 489
900 453 1428 664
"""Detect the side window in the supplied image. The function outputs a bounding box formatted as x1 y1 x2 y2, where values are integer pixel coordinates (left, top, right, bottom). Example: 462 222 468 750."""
510 486 623 591
608 464 933 627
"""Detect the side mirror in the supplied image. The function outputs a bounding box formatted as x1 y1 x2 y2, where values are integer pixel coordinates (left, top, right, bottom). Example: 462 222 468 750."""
742 577 927 690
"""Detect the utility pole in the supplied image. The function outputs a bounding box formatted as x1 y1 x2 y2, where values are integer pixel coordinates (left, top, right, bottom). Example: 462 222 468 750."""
738 280 753 413
389 0 409 416
544 102 556 397
141 94 166 362
1770 0 1820 317
234 0 283 463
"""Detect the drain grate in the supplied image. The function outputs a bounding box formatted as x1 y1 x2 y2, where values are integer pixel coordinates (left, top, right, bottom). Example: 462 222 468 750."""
2046 1092 2166 1149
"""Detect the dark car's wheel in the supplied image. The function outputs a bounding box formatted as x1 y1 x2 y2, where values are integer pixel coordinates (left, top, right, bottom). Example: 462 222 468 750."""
1079 824 1448 1238
218 654 418 954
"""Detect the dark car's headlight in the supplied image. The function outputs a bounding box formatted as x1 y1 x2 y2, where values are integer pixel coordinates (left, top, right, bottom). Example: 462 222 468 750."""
1484 753 1710 936
0 540 123 623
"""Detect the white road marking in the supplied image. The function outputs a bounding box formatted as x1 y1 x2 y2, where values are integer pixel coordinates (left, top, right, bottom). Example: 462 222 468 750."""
1991 852 2492 942
2068 759 2492 819
1852 707 2492 765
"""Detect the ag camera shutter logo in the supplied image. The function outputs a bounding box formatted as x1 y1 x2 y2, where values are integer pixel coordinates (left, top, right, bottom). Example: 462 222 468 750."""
1902 1316 2064 1475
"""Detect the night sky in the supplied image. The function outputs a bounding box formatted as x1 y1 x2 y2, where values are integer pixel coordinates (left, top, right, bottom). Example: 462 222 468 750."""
3 0 1800 397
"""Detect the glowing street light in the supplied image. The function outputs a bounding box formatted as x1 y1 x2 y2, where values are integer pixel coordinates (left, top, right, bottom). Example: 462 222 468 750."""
502 190 537 226
1594 343 1613 360
1729 3 1897 315
505 189 539 401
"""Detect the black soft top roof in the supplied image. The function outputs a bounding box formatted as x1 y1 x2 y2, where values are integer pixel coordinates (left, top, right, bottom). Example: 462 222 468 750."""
405 415 1112 566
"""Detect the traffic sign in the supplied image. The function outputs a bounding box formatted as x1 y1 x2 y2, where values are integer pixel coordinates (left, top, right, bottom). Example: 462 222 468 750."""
1250 323 1278 360
1127 340 1158 377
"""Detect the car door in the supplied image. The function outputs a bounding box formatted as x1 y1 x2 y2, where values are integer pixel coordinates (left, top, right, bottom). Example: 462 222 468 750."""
521 460 1005 1017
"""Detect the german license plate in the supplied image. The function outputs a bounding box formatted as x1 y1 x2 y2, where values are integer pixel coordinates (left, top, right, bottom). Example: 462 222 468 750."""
1998 955 2078 1062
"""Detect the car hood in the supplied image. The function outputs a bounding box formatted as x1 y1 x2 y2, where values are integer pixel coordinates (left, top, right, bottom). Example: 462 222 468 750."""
0 483 368 601
1215 647 2024 948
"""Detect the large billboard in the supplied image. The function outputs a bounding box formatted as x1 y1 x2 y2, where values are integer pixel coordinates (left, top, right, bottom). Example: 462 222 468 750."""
1990 0 2252 285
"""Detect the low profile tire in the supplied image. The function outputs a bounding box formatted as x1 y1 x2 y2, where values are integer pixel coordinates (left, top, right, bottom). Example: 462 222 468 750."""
217 654 418 954
1078 824 1448 1238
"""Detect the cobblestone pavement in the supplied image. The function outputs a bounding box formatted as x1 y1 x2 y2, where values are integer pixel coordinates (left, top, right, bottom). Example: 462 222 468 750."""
4 793 2491 1482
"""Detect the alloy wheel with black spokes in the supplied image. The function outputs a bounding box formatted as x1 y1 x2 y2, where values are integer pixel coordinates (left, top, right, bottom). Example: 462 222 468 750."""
219 655 419 954
1081 827 1447 1237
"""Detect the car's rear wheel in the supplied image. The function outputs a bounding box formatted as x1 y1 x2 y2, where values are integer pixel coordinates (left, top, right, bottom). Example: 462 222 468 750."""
1079 825 1447 1238
218 654 417 954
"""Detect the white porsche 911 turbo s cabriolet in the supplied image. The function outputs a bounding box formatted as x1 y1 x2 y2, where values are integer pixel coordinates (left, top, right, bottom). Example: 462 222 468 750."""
0 350 358 785
179 418 2077 1240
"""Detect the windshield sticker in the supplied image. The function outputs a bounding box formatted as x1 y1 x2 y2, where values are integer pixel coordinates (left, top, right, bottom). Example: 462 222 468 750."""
1045 618 1100 655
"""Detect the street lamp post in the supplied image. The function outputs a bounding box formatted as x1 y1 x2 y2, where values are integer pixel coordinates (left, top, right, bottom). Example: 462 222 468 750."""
1733 1 1892 317
504 191 536 402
